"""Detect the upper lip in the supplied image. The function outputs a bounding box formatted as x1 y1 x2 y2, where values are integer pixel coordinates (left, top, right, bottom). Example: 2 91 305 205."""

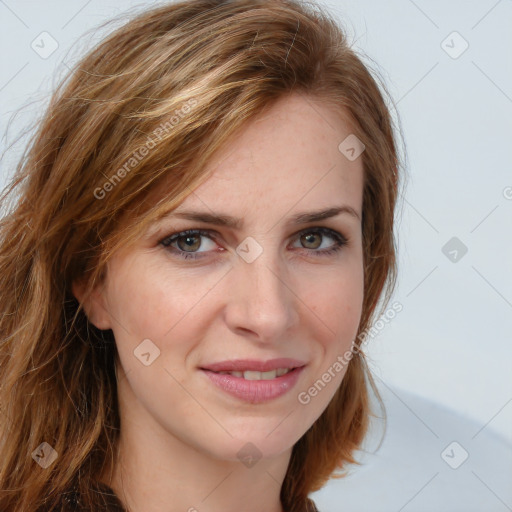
200 358 307 372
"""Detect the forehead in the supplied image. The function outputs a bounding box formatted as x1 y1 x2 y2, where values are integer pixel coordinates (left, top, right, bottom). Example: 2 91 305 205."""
172 93 364 220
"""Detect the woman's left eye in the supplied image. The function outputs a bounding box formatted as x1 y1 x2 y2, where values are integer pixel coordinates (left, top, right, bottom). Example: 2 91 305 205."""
159 227 348 260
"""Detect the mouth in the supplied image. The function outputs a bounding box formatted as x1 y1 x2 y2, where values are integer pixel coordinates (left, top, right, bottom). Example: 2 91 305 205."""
200 358 306 376
206 367 297 380
199 358 307 403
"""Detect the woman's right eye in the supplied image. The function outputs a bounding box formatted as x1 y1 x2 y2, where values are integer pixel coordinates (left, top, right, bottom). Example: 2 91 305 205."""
160 229 220 260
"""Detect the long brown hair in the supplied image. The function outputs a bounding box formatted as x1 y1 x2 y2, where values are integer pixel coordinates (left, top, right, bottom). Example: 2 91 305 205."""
0 1 403 510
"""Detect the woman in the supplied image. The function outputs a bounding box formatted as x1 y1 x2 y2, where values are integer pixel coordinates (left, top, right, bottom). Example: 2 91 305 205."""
0 0 402 510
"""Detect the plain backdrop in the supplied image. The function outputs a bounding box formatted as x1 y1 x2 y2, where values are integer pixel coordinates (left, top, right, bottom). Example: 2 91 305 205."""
1 1 511 510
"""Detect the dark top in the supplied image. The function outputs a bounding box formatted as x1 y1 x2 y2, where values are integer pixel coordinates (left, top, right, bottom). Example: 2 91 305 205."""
62 482 320 511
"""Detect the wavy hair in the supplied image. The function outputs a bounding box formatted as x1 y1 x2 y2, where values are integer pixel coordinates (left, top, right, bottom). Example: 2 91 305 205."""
0 0 403 510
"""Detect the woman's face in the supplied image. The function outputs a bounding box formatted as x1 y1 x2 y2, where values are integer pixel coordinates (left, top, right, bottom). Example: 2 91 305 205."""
80 92 365 462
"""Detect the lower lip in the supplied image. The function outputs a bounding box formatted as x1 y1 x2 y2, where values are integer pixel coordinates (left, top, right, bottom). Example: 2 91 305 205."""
201 367 305 403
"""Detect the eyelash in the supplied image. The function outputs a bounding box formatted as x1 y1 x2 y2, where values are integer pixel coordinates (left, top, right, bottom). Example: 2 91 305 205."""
159 227 348 261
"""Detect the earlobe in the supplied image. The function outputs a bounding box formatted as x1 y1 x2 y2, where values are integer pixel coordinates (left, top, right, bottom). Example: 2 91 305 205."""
72 278 112 331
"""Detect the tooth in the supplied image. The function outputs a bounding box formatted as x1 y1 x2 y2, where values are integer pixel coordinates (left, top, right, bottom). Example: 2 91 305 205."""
243 370 262 380
216 369 291 378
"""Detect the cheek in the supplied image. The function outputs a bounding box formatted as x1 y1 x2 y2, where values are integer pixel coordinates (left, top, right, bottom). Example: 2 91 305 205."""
107 257 210 341
305 267 364 343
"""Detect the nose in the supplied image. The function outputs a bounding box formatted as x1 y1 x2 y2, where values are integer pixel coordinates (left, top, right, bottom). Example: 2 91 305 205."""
223 245 299 343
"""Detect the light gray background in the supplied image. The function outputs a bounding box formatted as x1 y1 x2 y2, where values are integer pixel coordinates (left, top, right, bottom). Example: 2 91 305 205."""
1 1 511 510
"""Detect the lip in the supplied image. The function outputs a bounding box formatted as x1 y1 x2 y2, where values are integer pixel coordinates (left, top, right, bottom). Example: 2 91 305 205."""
201 366 306 403
200 358 307 372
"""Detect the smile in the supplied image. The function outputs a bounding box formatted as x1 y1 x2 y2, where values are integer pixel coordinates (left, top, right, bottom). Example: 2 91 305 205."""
213 368 293 379
200 365 306 403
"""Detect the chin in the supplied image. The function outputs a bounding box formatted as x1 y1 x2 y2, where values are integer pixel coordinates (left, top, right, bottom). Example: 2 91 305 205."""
222 421 307 460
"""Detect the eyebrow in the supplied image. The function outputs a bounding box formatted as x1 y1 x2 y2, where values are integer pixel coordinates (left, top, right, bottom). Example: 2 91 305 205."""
161 205 360 229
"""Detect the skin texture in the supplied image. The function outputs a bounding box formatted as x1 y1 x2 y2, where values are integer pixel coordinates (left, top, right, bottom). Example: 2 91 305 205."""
74 92 365 512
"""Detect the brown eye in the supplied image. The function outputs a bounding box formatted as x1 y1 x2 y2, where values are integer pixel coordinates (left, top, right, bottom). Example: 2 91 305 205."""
161 229 218 260
300 232 322 249
291 227 348 257
176 234 202 252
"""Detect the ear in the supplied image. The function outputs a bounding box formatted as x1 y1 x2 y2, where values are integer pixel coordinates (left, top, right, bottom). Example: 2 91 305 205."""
72 277 112 330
